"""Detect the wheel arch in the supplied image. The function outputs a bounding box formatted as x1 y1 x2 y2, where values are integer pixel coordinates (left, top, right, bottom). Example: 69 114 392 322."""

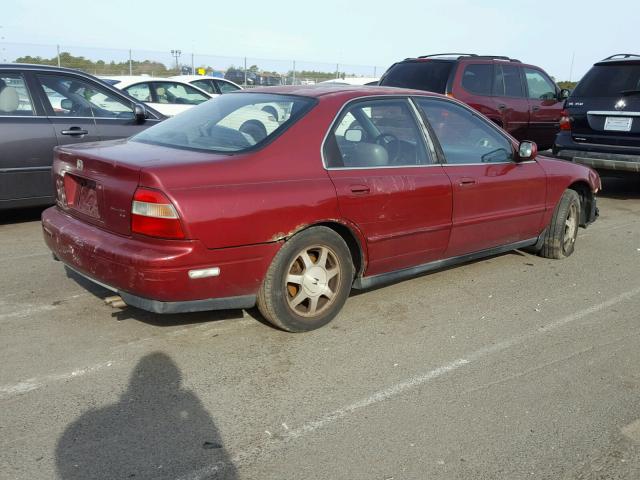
568 180 594 227
282 220 368 278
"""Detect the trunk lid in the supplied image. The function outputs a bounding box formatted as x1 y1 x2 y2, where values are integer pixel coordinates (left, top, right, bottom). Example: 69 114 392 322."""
53 139 169 236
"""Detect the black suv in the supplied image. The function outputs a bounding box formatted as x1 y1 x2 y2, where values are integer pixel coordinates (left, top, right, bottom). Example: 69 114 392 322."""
553 54 640 174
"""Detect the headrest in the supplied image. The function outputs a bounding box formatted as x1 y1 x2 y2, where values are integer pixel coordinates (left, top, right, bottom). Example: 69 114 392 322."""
0 86 20 113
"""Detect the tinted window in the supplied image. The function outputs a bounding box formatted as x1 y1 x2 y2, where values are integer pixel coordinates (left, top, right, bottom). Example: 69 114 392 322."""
152 82 209 105
215 80 241 93
0 74 34 116
573 64 640 97
524 68 557 100
493 65 524 97
192 79 217 94
380 61 454 93
416 98 513 164
37 74 134 118
133 93 314 152
325 99 431 168
461 64 493 95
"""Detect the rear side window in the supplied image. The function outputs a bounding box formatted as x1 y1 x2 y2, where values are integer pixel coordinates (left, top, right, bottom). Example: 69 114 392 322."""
461 64 493 95
192 79 217 94
380 61 454 93
493 65 524 97
215 80 241 93
573 64 640 97
0 73 34 116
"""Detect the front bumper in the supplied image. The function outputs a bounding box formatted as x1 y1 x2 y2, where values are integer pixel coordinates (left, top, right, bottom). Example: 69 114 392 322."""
42 207 280 313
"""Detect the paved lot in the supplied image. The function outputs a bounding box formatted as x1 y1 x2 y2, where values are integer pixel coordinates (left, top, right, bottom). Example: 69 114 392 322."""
1 176 639 480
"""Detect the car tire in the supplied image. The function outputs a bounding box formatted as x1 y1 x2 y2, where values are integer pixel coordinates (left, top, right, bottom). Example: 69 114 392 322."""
538 189 581 259
257 227 354 332
239 121 267 143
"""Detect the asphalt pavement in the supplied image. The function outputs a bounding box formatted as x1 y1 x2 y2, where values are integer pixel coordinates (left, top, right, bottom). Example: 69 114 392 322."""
1 176 639 480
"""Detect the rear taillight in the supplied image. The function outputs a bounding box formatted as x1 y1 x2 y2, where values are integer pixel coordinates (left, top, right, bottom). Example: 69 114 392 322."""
559 109 571 131
131 188 185 239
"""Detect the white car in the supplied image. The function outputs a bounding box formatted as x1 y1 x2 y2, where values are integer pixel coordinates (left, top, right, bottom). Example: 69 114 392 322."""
171 75 288 122
102 76 212 117
320 77 379 86
104 76 281 142
170 75 242 96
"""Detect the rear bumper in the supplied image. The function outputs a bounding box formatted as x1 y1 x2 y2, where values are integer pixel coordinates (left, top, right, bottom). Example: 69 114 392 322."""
554 133 640 173
42 207 280 313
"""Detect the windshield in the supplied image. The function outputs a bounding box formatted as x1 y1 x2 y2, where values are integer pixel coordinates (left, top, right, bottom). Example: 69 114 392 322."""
380 60 454 93
572 64 640 97
132 93 315 153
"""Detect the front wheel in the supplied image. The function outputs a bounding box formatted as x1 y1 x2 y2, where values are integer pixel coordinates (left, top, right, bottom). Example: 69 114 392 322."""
538 189 581 259
257 227 354 332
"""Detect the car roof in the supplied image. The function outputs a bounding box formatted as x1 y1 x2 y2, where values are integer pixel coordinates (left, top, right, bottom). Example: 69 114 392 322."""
595 54 640 66
170 75 242 87
239 84 447 100
0 63 101 74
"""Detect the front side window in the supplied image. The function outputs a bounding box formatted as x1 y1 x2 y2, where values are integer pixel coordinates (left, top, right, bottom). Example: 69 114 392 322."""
524 68 557 100
493 65 524 98
461 64 493 95
324 99 431 168
152 82 209 105
37 74 134 118
125 83 152 102
416 98 514 164
191 79 216 94
215 80 241 93
0 73 34 116
132 93 314 152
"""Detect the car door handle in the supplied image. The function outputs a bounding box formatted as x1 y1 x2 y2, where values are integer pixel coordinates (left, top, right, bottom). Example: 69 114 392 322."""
532 106 540 111
497 104 506 110
61 127 89 136
459 178 477 186
349 185 370 195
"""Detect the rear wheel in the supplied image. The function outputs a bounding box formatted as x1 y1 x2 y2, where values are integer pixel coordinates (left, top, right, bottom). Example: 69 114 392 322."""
257 227 354 332
538 189 581 259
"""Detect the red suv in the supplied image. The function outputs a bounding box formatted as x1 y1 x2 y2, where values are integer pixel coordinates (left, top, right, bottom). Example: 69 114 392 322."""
379 54 570 150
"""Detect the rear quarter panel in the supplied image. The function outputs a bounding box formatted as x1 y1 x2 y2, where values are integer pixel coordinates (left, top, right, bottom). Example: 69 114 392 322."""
139 95 363 251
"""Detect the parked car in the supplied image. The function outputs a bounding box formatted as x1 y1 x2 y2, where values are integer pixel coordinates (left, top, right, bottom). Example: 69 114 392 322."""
553 54 640 174
0 64 164 210
170 75 242 95
379 54 569 150
103 76 212 117
42 86 599 332
320 77 379 86
106 75 280 140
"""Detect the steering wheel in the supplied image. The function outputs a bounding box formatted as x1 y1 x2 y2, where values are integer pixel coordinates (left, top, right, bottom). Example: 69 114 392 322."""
374 133 400 163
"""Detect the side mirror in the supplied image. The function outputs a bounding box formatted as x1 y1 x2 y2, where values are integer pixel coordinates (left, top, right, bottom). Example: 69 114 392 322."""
518 141 538 161
60 99 73 111
559 89 571 100
134 104 146 124
345 129 363 142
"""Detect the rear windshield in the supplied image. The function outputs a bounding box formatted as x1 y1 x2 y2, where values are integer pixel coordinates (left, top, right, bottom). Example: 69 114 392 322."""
573 64 640 97
380 60 454 93
132 93 315 153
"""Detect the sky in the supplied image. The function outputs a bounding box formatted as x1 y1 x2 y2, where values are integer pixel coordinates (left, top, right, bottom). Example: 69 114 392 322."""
1 0 639 81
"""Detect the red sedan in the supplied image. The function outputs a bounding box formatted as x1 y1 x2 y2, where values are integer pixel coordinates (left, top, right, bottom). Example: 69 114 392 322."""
42 85 600 332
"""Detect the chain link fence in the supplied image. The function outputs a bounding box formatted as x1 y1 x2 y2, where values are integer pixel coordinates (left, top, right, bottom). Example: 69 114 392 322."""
2 42 386 86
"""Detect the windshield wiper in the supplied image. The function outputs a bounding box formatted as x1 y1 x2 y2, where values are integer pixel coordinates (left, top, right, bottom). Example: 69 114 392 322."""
620 89 640 96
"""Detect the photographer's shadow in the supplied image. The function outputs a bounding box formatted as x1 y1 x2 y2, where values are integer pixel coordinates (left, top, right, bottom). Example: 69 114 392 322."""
56 352 237 479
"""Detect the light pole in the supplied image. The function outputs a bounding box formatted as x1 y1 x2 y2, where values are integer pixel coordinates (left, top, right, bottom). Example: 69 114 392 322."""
170 49 182 72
